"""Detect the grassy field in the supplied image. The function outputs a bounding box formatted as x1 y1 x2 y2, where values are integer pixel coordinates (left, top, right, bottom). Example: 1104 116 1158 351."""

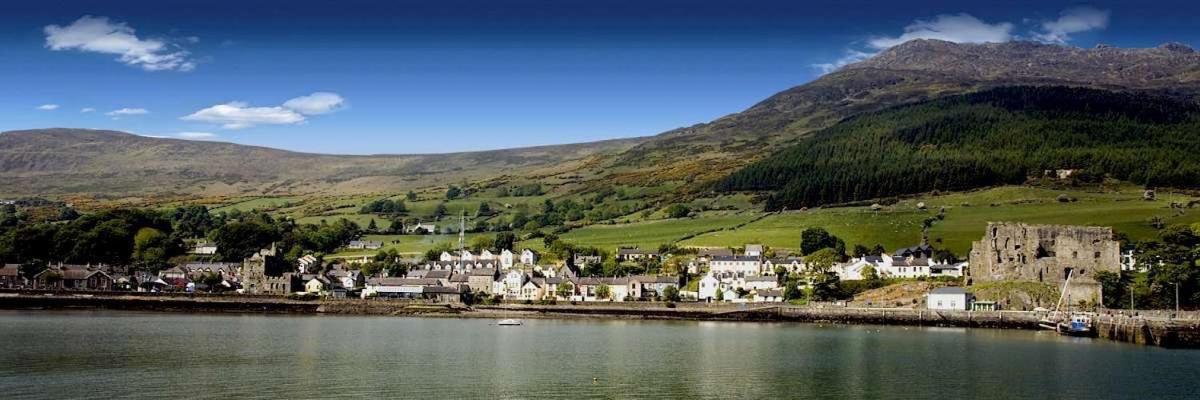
295 213 394 230
210 196 305 213
682 186 1200 255
554 213 757 251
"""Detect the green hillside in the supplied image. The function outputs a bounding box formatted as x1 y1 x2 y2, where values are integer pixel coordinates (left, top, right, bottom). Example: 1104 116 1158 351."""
718 86 1200 210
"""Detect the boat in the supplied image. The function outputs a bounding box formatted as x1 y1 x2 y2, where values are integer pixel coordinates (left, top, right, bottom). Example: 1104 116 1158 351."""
1038 270 1096 337
497 319 523 326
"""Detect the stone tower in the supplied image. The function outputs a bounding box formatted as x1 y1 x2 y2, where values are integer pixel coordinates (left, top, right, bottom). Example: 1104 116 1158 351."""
968 222 1120 305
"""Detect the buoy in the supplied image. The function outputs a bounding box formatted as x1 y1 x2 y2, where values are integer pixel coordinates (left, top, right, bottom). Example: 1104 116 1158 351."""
593 377 599 384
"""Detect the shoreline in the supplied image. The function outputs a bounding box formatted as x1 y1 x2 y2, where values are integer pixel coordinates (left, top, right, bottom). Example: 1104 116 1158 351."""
2 293 1197 348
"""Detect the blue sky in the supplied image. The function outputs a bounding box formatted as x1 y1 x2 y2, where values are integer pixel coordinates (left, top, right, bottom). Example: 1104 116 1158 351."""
1 0 1198 154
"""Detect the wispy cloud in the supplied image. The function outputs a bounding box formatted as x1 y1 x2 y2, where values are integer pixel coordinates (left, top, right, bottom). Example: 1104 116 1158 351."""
36 104 59 111
182 92 347 129
867 13 1013 49
813 50 875 75
80 107 95 113
106 108 149 116
44 15 196 71
176 131 216 139
1032 6 1110 44
282 92 347 115
814 7 1111 74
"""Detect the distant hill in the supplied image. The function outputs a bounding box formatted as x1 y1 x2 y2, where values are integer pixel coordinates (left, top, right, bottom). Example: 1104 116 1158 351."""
716 86 1200 210
4 40 1200 201
0 128 644 197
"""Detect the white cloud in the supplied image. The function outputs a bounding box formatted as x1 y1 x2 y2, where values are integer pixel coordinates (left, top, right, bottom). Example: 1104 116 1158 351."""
44 15 196 71
80 107 96 113
182 102 306 129
282 92 346 115
182 92 346 129
868 13 1013 49
36 104 59 111
815 8 1113 75
1033 7 1110 44
176 131 216 139
106 108 149 116
812 49 875 74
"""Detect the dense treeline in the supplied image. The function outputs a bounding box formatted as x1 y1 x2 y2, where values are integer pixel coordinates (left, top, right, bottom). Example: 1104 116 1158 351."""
717 86 1200 210
0 205 360 271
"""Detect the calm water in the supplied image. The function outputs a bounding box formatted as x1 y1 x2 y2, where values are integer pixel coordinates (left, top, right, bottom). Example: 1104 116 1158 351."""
1 311 1198 399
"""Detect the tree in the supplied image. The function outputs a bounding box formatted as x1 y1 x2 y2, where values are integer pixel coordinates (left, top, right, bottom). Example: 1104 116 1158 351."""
556 282 574 299
662 285 681 302
862 265 880 283
477 202 493 217
133 227 171 269
406 191 417 201
800 228 845 257
664 204 690 219
434 203 448 219
542 233 559 249
446 185 462 200
852 244 871 258
933 249 958 263
212 221 279 261
595 284 611 300
805 248 840 273
715 287 725 301
493 231 516 251
783 277 803 300
809 271 842 301
367 219 378 232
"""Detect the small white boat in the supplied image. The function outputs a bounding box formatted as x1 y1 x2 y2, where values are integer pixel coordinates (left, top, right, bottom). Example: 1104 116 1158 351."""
497 319 523 326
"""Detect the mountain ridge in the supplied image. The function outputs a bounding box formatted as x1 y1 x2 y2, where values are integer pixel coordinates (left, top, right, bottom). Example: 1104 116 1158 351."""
4 40 1200 200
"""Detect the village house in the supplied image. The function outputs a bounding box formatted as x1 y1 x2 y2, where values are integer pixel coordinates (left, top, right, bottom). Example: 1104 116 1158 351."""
753 288 784 303
188 241 218 255
1 264 25 288
616 247 658 262
305 276 331 294
709 255 762 275
762 257 805 275
927 287 972 310
500 249 515 269
698 274 721 302
297 255 319 273
405 222 436 234
467 269 498 294
363 277 443 299
573 254 602 268
327 268 365 289
744 244 764 257
696 248 734 263
33 264 114 291
347 240 383 250
629 275 679 299
740 275 779 291
520 249 538 265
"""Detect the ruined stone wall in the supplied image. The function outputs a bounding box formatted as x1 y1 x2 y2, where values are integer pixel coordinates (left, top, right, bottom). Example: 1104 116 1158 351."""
968 222 1121 304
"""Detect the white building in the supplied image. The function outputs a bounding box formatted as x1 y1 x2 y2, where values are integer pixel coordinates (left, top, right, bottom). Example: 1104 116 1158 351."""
744 244 764 257
709 256 762 275
189 242 218 255
698 274 721 302
520 249 538 265
297 255 319 274
500 249 515 269
740 275 779 291
927 287 972 310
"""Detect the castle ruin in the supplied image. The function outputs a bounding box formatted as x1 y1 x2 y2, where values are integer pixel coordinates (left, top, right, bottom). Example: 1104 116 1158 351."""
968 222 1121 305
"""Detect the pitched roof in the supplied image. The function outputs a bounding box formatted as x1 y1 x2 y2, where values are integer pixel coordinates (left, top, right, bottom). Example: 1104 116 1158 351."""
424 270 452 279
931 287 968 295
757 289 783 298
0 264 19 277
745 244 764 253
744 275 777 282
712 256 760 262
469 268 497 277
449 274 469 283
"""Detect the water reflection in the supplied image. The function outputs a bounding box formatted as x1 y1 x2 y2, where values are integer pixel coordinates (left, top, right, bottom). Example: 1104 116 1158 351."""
0 311 1196 399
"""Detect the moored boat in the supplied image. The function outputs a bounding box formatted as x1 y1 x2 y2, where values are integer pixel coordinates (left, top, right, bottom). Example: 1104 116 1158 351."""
498 318 523 326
